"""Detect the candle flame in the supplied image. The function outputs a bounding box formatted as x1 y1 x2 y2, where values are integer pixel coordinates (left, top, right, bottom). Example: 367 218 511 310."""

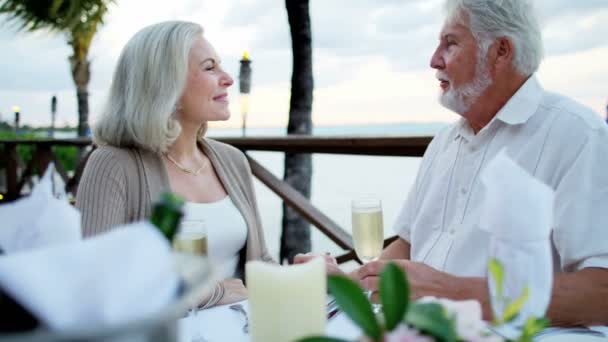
243 50 249 61
12 105 20 112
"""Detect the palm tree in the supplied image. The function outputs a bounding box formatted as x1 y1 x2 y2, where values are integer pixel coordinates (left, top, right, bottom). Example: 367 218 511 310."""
281 0 314 264
0 0 112 137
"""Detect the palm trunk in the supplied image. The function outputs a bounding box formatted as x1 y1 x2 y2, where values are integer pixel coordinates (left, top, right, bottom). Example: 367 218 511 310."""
76 89 89 137
281 0 314 264
70 56 90 137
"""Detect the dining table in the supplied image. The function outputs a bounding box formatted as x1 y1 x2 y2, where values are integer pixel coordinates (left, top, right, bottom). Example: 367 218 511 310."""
177 299 361 342
176 300 608 342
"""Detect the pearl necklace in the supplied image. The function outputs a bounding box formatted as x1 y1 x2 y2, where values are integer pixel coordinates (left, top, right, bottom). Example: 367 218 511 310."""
164 153 207 175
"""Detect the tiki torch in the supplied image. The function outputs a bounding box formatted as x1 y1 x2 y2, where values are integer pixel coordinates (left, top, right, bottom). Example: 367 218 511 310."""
239 51 252 136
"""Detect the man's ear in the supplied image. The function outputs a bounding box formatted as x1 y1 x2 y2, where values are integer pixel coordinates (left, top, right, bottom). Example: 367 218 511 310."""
492 37 514 72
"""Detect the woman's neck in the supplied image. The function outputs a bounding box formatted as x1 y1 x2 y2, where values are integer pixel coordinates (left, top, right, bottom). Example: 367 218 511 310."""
166 125 201 161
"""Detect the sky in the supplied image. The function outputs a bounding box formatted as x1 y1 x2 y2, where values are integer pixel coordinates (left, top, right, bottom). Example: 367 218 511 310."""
0 0 607 128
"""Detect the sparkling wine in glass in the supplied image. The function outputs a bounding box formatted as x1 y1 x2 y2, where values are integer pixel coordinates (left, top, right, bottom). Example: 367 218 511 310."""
352 198 384 313
173 220 208 256
173 220 208 342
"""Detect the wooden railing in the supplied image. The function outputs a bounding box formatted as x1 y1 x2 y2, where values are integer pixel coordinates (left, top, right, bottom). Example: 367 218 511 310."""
0 138 92 201
0 136 432 264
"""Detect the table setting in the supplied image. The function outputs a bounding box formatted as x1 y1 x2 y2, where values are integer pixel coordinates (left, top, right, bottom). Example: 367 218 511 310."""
1 154 606 341
175 150 567 342
177 298 361 342
171 150 553 342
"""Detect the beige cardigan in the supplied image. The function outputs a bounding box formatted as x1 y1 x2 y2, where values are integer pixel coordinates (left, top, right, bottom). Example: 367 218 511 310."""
76 138 275 294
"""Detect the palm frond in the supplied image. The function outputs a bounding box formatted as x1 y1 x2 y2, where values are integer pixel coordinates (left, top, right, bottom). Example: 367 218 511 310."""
0 0 112 33
68 0 110 60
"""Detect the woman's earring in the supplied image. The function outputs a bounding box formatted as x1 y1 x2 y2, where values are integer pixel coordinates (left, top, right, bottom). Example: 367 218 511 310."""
175 103 183 113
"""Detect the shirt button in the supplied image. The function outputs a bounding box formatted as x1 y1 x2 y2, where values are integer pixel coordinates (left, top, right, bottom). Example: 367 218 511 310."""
449 228 456 234
460 187 468 195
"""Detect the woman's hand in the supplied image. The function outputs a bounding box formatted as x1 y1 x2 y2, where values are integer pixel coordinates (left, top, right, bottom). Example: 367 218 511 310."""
216 278 248 305
293 252 344 275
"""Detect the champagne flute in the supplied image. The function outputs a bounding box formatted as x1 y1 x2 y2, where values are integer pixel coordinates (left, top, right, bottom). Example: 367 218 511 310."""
351 197 384 313
173 220 208 342
173 220 208 256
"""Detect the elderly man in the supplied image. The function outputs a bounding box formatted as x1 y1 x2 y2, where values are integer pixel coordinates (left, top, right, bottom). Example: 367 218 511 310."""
296 0 608 338
356 0 608 334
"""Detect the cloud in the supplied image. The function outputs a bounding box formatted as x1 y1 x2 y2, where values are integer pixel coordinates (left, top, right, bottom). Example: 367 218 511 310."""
222 0 277 26
212 0 608 96
0 23 73 91
537 45 608 105
312 56 454 125
1 0 607 127
221 0 441 72
538 0 608 20
542 8 608 56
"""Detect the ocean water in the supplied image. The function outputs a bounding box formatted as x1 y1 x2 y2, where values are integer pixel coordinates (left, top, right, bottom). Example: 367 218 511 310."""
207 122 446 137
206 122 448 261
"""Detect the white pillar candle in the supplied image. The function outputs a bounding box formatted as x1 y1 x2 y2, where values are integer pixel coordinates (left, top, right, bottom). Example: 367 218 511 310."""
246 258 326 342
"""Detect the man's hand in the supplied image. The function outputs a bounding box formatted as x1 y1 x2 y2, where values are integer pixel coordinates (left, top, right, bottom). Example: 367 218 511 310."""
353 259 456 299
293 252 344 275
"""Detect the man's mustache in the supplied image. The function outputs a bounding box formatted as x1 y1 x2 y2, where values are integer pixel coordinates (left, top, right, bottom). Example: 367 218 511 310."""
436 71 450 82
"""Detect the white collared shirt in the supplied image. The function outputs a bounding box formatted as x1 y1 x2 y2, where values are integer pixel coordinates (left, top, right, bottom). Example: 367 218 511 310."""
394 75 608 276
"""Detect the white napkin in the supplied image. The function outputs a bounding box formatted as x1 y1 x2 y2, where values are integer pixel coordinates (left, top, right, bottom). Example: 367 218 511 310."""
0 164 81 253
479 150 554 338
0 222 180 331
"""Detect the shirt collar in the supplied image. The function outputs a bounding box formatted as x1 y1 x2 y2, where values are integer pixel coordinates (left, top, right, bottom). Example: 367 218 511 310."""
454 118 474 142
494 75 544 125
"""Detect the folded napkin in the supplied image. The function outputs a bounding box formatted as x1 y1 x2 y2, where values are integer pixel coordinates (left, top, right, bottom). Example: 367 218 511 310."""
0 164 81 253
0 223 180 331
479 150 554 337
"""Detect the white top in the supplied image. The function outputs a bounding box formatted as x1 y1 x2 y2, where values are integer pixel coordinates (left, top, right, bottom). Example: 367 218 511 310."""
182 196 247 279
394 75 608 276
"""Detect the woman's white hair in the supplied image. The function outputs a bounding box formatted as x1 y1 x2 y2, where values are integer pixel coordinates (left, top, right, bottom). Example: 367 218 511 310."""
445 0 543 76
93 20 205 153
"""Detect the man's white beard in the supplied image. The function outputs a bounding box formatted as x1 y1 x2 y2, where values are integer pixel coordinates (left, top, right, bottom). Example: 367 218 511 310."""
438 56 492 115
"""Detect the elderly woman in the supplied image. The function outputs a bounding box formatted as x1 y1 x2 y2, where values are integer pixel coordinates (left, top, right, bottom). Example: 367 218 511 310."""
76 20 274 308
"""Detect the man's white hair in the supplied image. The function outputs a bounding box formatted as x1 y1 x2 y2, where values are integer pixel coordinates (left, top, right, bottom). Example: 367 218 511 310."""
94 20 205 153
445 0 543 76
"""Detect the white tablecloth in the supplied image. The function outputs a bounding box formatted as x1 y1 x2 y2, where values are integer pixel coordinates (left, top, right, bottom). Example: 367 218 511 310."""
177 299 361 342
177 300 608 342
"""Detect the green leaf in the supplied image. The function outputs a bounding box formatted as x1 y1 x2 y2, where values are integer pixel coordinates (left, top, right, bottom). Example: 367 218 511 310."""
488 258 504 298
503 286 529 323
50 0 66 17
379 262 409 331
297 337 351 342
405 302 458 342
327 275 382 340
518 316 550 342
